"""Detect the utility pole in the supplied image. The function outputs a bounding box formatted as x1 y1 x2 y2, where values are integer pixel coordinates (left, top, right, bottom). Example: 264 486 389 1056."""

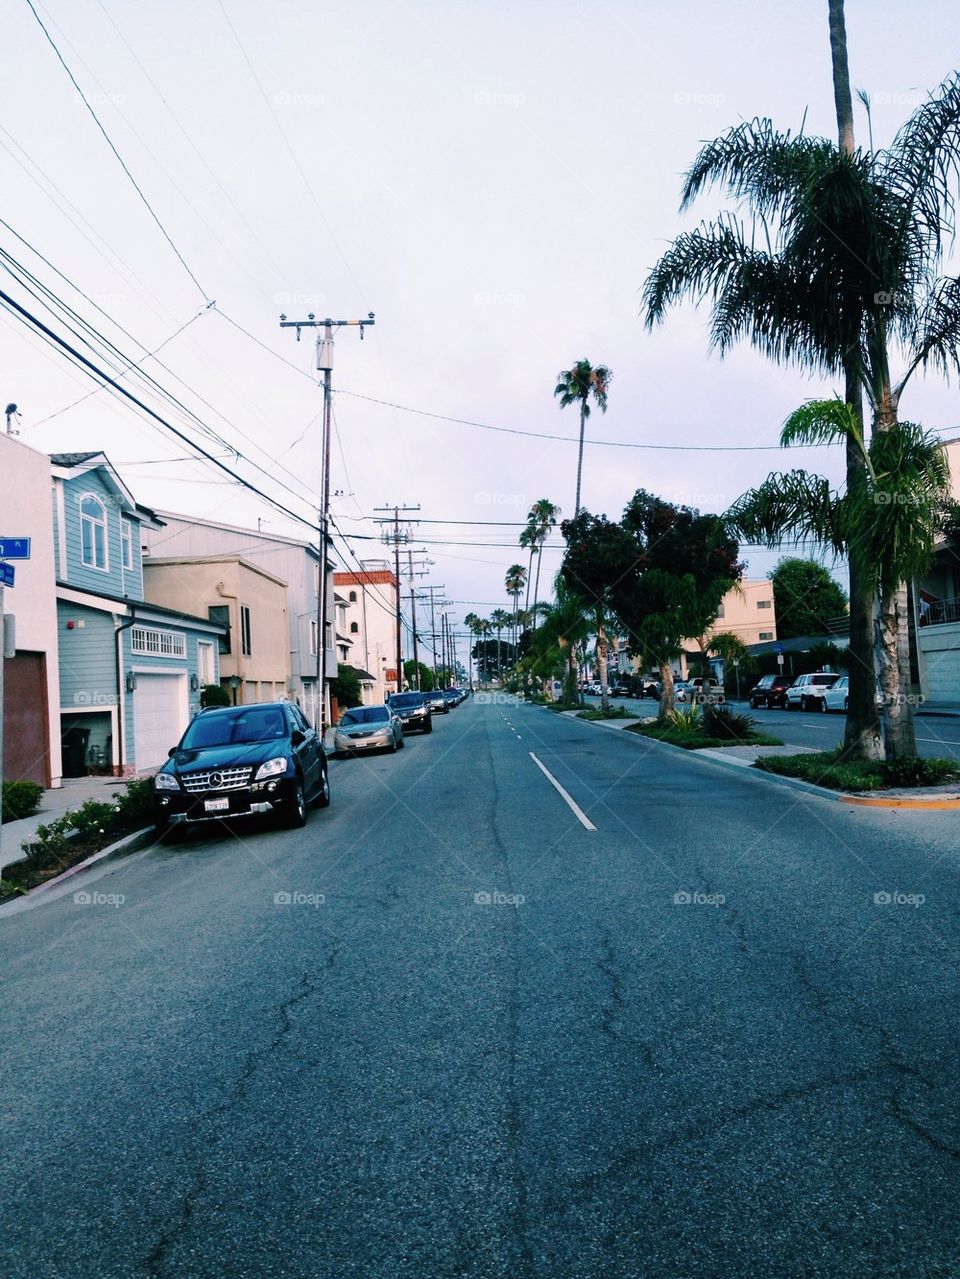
279 310 374 731
405 549 430 689
374 504 419 693
419 584 447 688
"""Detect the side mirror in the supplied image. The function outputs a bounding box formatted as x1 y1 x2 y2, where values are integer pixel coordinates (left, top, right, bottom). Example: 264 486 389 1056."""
168 746 177 757
290 729 305 747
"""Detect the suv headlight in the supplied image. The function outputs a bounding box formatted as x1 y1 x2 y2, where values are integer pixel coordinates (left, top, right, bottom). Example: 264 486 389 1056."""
255 757 288 781
155 772 179 792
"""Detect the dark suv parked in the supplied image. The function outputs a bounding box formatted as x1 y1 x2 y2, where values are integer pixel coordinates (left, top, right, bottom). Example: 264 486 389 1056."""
387 691 433 733
153 701 329 835
749 673 793 709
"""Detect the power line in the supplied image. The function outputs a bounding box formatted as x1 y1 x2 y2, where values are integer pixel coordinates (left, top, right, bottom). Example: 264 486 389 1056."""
23 0 209 301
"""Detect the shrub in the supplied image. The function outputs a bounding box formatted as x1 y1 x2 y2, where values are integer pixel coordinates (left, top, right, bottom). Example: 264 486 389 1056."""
2 780 44 823
702 705 757 741
200 683 231 709
665 706 702 732
881 757 959 788
113 776 155 827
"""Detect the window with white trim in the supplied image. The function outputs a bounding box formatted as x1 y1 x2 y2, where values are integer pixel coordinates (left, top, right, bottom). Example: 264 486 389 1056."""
241 605 252 657
121 519 134 571
80 494 108 570
131 626 186 658
757 599 772 609
759 631 774 641
310 619 318 655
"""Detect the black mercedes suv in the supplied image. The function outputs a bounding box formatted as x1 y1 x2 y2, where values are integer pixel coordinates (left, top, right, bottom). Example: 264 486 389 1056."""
386 691 433 733
153 701 329 836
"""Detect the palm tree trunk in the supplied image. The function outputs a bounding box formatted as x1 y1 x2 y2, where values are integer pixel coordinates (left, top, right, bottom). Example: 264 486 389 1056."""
826 12 883 762
657 661 675 722
574 401 587 516
532 547 544 631
879 582 918 760
597 620 610 712
524 549 534 616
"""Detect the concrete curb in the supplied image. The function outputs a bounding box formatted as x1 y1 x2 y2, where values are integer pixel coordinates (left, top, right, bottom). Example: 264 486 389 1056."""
0 827 154 917
537 704 960 809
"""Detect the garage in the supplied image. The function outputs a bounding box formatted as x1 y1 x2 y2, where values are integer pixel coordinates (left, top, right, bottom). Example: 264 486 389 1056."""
132 672 187 770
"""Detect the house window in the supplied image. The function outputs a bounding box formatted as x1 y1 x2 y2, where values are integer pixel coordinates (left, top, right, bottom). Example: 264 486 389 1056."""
198 641 215 684
121 519 134 571
241 605 252 657
716 602 725 618
208 605 231 655
131 626 186 658
310 620 318 655
759 631 774 641
350 621 359 634
349 590 357 603
757 599 772 609
80 495 108 570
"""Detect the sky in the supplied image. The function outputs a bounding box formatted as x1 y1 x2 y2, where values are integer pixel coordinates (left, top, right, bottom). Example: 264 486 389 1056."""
3 0 960 635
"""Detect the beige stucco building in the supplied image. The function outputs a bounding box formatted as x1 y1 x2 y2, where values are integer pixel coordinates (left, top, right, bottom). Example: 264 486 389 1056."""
143 557 290 704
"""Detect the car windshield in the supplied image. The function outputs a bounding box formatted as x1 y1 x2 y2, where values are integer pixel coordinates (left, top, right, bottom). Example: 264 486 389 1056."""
341 707 389 725
390 694 424 708
181 707 287 749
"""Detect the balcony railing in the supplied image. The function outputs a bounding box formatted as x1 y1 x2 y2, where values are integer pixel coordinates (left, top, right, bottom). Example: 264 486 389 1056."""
923 595 960 626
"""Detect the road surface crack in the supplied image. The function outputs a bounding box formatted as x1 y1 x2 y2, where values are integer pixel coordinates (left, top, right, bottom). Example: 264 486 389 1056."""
597 934 657 1069
144 950 340 1277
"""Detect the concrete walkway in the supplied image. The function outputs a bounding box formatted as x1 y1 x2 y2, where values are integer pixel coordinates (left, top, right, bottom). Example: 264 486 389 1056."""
1 775 132 870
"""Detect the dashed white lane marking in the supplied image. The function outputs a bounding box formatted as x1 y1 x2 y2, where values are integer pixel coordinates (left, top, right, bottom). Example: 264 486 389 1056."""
528 752 597 832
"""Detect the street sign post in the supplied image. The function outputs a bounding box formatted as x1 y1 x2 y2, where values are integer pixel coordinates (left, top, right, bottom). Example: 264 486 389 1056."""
0 538 30 560
0 563 14 588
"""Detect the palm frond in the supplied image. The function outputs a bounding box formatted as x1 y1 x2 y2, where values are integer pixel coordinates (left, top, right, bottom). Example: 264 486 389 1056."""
897 273 960 388
727 471 844 552
885 71 960 255
779 398 870 471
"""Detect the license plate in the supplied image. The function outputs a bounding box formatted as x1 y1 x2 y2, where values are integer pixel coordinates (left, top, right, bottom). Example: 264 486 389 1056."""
204 797 230 813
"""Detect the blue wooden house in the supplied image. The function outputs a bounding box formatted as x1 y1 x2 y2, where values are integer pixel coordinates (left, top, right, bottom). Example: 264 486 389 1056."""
50 453 226 775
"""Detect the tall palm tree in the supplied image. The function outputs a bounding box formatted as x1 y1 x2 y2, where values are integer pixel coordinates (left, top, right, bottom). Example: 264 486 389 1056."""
530 576 592 704
554 360 612 517
504 563 527 648
522 498 560 633
643 70 960 758
489 609 512 681
729 400 951 761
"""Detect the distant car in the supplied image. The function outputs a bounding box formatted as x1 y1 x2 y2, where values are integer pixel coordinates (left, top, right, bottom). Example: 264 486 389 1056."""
440 688 460 708
641 679 662 699
421 689 450 714
153 700 329 835
611 681 634 697
820 675 885 713
674 681 691 702
785 672 841 711
387 691 433 733
749 673 793 709
334 704 404 756
690 677 725 705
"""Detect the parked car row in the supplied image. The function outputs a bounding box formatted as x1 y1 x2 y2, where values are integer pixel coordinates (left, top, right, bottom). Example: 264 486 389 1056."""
153 688 469 837
749 671 880 713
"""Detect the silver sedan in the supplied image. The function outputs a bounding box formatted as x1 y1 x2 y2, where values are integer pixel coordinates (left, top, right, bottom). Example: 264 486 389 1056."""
334 705 405 756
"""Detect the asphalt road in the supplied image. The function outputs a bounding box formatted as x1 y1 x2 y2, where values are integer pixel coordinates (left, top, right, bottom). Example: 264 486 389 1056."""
4 695 960 1277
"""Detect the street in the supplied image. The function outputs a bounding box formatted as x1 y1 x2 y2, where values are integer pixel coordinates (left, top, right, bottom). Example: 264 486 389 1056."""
4 695 960 1278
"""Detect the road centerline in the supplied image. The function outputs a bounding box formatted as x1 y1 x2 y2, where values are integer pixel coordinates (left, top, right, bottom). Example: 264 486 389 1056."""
528 752 598 832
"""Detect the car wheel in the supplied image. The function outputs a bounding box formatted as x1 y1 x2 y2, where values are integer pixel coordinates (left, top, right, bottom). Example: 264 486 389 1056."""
844 697 849 713
786 698 796 711
312 765 331 808
750 698 759 709
819 696 828 712
424 720 433 734
282 778 308 829
800 696 809 712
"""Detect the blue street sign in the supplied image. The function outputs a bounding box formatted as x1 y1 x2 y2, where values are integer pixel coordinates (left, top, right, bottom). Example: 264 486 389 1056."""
0 537 30 559
775 640 784 654
0 563 15 588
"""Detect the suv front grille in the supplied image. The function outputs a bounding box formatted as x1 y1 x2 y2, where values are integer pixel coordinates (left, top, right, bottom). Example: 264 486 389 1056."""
182 766 252 793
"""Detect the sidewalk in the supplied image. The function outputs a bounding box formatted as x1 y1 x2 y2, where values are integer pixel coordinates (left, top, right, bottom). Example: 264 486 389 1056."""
0 775 131 870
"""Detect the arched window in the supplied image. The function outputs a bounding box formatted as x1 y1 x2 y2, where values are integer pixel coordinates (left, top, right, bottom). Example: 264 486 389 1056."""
80 495 108 570
349 590 357 603
350 621 359 634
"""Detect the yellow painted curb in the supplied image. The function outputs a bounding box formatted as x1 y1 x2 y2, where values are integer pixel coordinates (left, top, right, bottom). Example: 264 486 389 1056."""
840 794 960 810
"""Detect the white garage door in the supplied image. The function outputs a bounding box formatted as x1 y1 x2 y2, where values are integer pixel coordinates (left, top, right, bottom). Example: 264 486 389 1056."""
133 673 187 769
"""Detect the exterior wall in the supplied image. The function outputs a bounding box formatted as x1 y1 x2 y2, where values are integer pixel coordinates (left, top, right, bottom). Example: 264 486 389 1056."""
143 559 289 705
917 624 960 703
140 514 331 726
54 469 145 601
334 567 399 702
0 435 62 787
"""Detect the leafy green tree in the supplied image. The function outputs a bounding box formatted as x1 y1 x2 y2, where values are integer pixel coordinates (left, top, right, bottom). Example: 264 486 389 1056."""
200 683 231 709
770 558 848 640
554 360 612 516
330 664 362 710
403 659 434 692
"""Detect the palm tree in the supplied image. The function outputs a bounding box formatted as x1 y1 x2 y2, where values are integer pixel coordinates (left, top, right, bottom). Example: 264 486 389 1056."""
522 499 561 632
504 563 527 648
643 70 960 758
729 400 951 761
529 577 592 705
554 360 612 517
489 609 512 681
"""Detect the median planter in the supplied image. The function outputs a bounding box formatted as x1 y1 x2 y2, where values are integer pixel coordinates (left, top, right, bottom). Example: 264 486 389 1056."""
754 749 960 792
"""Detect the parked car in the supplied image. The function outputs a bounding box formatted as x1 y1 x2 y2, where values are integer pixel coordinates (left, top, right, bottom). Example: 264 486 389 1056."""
785 672 841 711
335 704 404 757
387 691 433 733
674 680 691 702
641 679 662 699
153 700 329 835
690 677 725 705
820 675 885 713
421 689 450 714
440 688 460 709
611 680 634 697
749 673 794 709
